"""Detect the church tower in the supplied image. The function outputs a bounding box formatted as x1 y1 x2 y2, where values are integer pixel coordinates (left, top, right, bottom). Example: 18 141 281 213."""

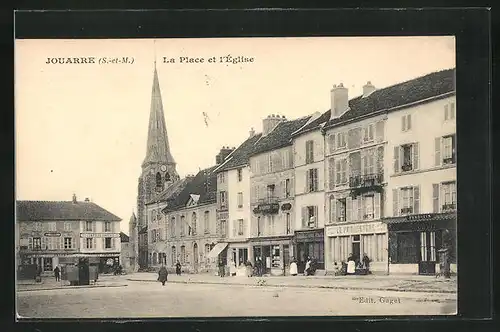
137 64 180 227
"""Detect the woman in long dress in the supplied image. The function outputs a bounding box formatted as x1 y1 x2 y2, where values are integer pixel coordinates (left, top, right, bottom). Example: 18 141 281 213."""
304 257 312 276
289 257 298 276
347 253 356 275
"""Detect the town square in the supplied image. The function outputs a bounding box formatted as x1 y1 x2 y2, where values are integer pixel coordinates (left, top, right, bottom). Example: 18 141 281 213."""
15 37 457 318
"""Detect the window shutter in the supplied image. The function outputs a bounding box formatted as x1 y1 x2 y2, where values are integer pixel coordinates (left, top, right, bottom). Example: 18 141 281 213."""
407 115 412 130
377 146 384 176
301 207 307 227
305 169 309 193
435 137 442 166
329 134 335 153
451 134 457 161
361 151 366 176
392 189 399 217
413 186 420 214
444 104 449 120
393 146 400 173
328 157 335 190
432 184 440 213
401 116 406 131
351 199 359 221
374 193 381 219
451 102 455 119
413 142 419 170
358 197 363 220
375 121 385 142
346 197 352 222
93 237 96 249
92 222 96 233
314 206 318 227
232 221 237 237
330 196 336 223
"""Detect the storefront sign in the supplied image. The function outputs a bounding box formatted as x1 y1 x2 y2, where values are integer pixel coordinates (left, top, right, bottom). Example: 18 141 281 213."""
256 203 279 214
80 233 120 238
281 203 292 211
44 232 61 237
295 230 324 240
326 222 387 237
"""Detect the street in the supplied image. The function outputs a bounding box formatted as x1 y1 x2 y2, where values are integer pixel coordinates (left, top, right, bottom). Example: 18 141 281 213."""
17 280 456 318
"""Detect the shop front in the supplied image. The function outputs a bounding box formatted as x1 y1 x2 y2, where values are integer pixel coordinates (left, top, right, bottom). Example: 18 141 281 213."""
250 236 293 276
383 212 456 275
294 229 325 273
325 221 388 274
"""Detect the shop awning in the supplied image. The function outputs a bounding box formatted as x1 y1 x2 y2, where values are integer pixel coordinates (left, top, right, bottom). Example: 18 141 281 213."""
382 212 456 231
206 242 228 259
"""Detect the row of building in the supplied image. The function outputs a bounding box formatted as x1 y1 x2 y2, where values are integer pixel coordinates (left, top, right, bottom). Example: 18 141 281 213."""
130 65 457 276
16 195 131 275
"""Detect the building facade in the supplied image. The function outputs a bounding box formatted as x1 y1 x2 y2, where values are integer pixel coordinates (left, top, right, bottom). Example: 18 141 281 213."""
16 195 122 275
248 115 311 276
383 74 456 275
290 112 330 274
120 232 131 272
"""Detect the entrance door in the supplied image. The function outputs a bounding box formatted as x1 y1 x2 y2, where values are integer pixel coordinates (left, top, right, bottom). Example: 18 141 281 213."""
193 243 199 273
78 258 90 285
262 246 271 274
418 231 438 275
238 248 248 266
297 243 308 273
283 245 290 275
352 235 361 262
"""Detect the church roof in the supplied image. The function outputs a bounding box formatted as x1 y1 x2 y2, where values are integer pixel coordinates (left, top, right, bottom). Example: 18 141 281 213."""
142 65 176 167
145 177 191 205
16 200 121 222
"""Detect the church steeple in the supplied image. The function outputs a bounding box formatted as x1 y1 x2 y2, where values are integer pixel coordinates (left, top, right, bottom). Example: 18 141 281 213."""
142 64 176 168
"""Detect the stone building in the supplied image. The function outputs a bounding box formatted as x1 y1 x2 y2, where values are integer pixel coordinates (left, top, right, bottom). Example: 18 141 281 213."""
16 195 122 275
248 114 312 276
119 231 131 272
131 64 180 271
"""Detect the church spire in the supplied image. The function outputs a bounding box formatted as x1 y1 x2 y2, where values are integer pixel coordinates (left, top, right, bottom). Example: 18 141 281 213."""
142 63 176 168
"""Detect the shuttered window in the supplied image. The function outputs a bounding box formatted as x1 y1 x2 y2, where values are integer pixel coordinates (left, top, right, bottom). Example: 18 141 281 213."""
305 140 314 164
394 186 420 216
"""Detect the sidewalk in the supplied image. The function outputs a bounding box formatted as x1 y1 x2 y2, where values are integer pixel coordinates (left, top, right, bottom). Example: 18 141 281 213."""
126 272 457 294
17 275 128 292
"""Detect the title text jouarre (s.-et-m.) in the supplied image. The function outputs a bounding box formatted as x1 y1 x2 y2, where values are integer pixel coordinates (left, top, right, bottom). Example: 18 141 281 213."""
44 55 255 65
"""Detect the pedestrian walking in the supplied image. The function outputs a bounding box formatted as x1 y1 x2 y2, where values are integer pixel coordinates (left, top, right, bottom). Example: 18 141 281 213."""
35 264 42 283
304 257 312 276
54 265 60 282
175 260 182 276
158 265 168 286
289 257 298 276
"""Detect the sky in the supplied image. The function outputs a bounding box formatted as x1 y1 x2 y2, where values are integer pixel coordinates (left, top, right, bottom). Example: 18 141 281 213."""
15 37 455 234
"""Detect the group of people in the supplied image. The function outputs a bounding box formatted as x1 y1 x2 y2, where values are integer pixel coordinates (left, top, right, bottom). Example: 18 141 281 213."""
289 256 317 276
336 253 370 275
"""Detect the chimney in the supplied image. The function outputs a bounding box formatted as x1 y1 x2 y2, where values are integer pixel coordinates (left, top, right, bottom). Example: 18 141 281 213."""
216 146 235 165
84 197 90 202
362 81 376 98
262 114 286 136
72 193 77 204
249 127 255 138
330 83 349 120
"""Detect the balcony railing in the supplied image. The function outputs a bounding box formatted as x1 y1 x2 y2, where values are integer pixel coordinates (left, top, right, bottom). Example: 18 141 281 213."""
401 163 413 172
349 173 384 188
257 196 280 204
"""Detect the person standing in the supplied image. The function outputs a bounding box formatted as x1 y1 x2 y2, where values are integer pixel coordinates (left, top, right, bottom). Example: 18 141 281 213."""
304 257 312 276
289 257 298 276
218 258 225 277
175 260 182 276
347 253 356 275
54 265 60 282
158 265 168 286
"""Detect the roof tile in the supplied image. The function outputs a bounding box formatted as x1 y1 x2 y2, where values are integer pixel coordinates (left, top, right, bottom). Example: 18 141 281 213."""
16 201 122 222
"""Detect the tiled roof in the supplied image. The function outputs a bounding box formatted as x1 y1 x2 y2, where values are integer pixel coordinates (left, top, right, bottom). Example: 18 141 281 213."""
324 68 455 129
215 133 263 172
146 177 191 205
16 200 122 222
164 166 218 212
292 110 332 137
250 116 312 156
120 232 129 242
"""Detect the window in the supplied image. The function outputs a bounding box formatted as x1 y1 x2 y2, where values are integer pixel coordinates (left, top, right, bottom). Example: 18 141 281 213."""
444 102 456 121
48 222 56 231
204 211 210 234
285 178 291 198
363 149 376 176
64 237 73 249
302 206 318 227
156 172 162 189
219 172 226 184
180 216 186 236
328 134 336 153
86 238 94 249
362 195 374 220
33 237 41 250
402 145 412 171
219 191 227 208
267 184 275 198
85 221 93 232
105 237 112 249
46 237 59 250
64 222 72 232
335 159 348 185
191 212 197 235
401 114 412 132
237 168 243 182
401 188 414 215
165 172 171 181
220 220 227 237
393 186 420 216
151 209 157 222
180 245 186 264
442 182 457 207
305 140 314 164
157 210 162 221
33 222 42 231
105 221 112 232
434 181 457 212
237 192 243 208
307 168 319 192
238 219 244 236
257 217 262 236
336 198 347 222
171 246 177 265
268 154 274 172
285 213 291 234
336 132 347 149
43 258 53 272
170 217 176 238
363 124 375 142
394 143 419 173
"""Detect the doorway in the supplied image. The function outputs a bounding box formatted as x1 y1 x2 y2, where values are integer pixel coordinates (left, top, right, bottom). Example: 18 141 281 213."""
238 248 248 266
352 235 361 262
283 245 290 275
418 231 439 275
193 243 199 273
